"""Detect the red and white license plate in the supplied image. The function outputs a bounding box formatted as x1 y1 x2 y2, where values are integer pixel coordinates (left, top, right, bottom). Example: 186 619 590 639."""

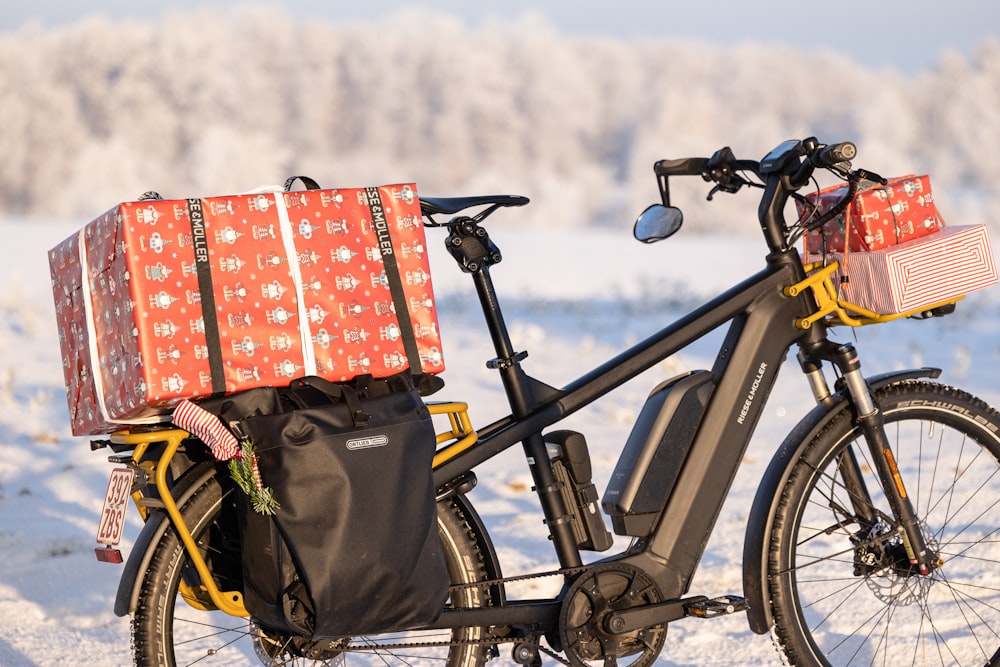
96 467 134 548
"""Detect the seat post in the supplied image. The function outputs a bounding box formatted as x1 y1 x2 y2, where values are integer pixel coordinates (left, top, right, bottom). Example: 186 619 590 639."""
440 217 534 415
470 261 536 418
446 217 584 568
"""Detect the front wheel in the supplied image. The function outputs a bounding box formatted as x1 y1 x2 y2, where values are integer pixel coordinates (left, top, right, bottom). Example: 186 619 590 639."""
131 470 496 667
768 381 1000 666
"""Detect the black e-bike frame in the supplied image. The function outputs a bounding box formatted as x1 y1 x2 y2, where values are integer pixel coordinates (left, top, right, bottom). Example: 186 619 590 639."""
426 159 872 634
432 245 815 574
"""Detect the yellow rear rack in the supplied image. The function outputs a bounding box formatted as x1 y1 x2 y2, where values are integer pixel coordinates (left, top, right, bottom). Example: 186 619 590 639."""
785 260 963 329
110 402 480 619
112 428 249 618
428 402 478 468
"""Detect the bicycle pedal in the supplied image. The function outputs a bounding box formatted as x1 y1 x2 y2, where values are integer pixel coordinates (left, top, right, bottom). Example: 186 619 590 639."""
684 595 748 618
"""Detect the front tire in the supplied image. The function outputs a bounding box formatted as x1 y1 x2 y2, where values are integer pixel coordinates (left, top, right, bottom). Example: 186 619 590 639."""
767 381 1000 666
131 471 495 667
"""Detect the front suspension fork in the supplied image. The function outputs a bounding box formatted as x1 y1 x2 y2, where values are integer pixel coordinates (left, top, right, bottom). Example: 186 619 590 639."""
798 342 939 574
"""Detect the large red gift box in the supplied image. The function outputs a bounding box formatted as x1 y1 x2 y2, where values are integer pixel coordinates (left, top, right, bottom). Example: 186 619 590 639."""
806 224 997 315
800 175 943 253
49 183 445 435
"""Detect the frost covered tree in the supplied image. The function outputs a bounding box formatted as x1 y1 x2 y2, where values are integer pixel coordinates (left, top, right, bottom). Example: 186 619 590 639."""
0 7 996 234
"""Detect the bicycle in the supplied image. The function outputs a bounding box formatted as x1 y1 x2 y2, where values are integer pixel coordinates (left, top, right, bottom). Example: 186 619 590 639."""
97 137 1000 666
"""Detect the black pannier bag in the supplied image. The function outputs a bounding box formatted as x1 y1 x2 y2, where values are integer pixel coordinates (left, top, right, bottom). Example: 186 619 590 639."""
200 372 449 639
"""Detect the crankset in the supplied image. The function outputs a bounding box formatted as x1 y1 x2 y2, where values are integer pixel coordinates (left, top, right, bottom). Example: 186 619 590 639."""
558 563 667 667
248 563 750 666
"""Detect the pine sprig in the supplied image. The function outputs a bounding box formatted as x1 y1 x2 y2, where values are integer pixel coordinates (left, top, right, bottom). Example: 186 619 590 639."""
227 440 280 516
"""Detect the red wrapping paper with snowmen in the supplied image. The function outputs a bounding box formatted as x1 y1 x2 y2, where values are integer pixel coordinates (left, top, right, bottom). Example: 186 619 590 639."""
800 175 943 254
49 183 444 435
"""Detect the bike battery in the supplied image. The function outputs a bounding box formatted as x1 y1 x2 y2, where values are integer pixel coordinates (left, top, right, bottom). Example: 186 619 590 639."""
545 430 614 552
602 370 715 537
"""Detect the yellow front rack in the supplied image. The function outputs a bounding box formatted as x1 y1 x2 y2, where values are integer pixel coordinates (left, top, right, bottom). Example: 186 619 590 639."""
785 260 963 329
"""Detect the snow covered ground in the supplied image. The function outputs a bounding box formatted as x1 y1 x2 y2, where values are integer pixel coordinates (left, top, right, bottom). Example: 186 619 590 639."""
1 215 998 666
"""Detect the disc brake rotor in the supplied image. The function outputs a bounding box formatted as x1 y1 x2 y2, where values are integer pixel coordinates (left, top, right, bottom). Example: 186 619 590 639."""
250 620 346 665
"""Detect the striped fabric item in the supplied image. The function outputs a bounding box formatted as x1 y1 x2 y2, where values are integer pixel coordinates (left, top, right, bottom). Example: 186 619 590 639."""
889 227 997 311
813 225 998 314
172 399 242 461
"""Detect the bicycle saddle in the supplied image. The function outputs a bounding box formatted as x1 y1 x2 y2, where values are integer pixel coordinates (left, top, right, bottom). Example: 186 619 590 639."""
420 194 529 216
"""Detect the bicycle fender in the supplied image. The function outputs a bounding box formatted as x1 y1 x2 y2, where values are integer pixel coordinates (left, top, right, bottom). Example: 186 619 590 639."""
113 461 218 617
450 492 504 587
741 367 940 634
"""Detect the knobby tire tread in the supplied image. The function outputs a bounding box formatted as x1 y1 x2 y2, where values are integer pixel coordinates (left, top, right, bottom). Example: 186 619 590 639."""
130 468 493 667
766 381 1000 666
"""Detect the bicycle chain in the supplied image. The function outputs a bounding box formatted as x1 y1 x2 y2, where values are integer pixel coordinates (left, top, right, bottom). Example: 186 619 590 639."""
335 632 568 662
333 565 592 657
450 563 591 593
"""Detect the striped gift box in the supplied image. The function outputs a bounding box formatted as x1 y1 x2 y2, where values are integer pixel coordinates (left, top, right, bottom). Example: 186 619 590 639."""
807 224 997 314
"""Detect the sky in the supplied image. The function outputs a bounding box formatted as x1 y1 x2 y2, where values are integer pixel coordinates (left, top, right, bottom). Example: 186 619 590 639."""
5 0 1000 75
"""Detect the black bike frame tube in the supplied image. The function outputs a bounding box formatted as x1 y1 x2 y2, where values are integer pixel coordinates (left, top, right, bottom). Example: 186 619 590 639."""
471 263 586 567
433 250 813 490
429 600 560 630
434 270 745 485
471 266 533 416
431 248 817 602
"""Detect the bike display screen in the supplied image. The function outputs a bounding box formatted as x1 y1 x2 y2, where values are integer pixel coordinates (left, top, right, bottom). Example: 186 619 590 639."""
759 139 801 174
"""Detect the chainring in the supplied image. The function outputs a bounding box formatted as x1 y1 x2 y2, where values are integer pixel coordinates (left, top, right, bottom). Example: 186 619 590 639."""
558 564 667 667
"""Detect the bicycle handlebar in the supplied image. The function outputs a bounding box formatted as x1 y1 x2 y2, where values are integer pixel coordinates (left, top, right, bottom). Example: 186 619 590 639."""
658 138 858 181
653 156 761 178
653 157 710 177
653 137 873 252
816 141 856 167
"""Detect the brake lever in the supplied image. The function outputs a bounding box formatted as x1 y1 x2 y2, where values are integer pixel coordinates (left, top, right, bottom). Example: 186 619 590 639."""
706 176 746 201
853 168 887 185
826 161 853 178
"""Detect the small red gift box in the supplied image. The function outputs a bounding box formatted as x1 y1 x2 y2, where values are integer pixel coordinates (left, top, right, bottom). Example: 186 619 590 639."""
49 183 445 435
800 175 943 253
805 224 997 315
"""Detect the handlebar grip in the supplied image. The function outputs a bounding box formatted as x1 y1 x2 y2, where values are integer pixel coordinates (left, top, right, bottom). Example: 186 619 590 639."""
817 142 856 166
654 157 709 177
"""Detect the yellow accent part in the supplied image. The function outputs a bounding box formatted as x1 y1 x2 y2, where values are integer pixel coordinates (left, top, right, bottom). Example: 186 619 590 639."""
124 440 153 522
112 429 249 617
786 261 963 329
427 402 478 468
882 447 908 500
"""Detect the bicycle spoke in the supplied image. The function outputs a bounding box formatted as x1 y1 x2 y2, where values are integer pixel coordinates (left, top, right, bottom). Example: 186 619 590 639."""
768 385 1000 666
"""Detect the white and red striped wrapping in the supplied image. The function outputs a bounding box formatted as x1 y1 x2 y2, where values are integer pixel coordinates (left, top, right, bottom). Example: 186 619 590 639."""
807 224 997 314
172 399 266 491
172 399 241 461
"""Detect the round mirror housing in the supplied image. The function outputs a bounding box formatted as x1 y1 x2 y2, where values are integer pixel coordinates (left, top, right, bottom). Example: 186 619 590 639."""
633 204 683 244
